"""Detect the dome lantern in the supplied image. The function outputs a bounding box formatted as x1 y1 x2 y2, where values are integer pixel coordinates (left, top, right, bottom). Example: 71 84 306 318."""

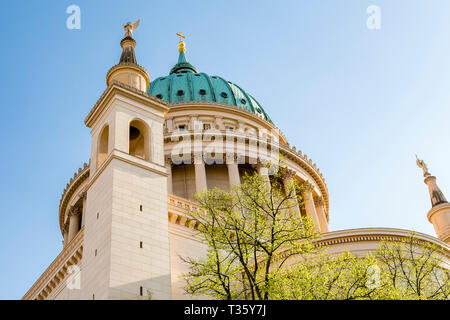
170 33 198 75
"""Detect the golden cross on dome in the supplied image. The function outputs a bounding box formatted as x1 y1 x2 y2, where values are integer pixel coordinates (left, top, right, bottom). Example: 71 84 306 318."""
176 32 186 52
176 32 186 42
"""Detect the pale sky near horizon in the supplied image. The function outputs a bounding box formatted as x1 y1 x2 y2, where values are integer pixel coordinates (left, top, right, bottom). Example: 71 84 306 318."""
1 0 450 299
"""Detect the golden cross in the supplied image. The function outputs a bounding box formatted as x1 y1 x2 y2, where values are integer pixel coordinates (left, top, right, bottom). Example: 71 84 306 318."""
176 32 186 42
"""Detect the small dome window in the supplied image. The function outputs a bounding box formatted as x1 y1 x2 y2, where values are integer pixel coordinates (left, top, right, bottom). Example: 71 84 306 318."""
176 74 183 77
156 94 163 99
194 74 200 77
220 92 228 99
212 76 218 79
160 77 166 81
199 89 207 95
240 99 246 105
176 90 185 96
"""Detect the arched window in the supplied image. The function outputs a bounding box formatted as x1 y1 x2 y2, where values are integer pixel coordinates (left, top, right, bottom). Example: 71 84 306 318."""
97 125 109 167
129 119 150 161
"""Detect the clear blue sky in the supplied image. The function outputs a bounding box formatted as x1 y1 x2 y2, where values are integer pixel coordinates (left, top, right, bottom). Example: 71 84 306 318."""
1 0 450 299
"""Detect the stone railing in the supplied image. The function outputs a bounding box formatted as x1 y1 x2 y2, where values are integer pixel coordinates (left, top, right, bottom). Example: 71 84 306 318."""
22 228 84 300
168 194 202 230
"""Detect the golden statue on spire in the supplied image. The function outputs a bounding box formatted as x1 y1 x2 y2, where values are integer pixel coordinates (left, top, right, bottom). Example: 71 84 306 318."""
416 155 430 177
176 32 186 52
123 19 140 38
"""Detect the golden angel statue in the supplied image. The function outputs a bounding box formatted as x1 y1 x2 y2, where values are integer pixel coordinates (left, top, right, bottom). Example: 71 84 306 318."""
123 19 140 38
416 155 430 177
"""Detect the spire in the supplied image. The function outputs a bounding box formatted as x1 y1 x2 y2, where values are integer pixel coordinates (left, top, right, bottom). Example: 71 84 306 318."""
119 19 140 64
106 19 149 91
170 32 198 74
416 156 448 207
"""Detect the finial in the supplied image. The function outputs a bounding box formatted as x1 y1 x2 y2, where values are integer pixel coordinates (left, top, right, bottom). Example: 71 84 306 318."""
416 154 431 177
176 32 186 52
122 19 140 39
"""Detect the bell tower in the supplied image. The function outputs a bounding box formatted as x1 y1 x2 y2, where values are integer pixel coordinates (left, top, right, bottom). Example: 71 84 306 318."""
80 20 172 299
416 156 450 244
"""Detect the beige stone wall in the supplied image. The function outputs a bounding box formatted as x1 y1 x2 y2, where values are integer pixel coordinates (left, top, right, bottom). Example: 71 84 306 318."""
168 223 208 299
108 159 171 299
80 163 114 300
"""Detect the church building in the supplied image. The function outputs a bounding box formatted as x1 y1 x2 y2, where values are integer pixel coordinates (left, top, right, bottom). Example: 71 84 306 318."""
23 22 450 300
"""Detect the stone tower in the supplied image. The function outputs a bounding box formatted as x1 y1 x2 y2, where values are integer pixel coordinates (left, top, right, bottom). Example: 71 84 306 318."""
416 156 450 244
80 21 171 299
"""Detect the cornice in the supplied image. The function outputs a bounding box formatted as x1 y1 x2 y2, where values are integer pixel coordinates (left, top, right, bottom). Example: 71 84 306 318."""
22 228 84 300
85 150 168 195
85 81 169 128
427 202 450 222
316 228 450 254
279 144 329 218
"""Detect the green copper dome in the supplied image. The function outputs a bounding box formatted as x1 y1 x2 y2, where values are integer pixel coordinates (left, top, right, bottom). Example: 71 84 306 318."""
147 48 272 123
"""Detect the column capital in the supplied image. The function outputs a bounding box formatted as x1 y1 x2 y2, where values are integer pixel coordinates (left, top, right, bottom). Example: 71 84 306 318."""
165 156 173 167
302 180 313 192
315 196 325 207
193 153 203 164
68 206 81 217
226 153 238 164
283 168 297 181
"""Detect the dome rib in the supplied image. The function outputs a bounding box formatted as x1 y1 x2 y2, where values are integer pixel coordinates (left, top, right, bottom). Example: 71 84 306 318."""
168 74 174 103
230 81 256 114
216 76 237 106
187 73 194 101
201 72 217 102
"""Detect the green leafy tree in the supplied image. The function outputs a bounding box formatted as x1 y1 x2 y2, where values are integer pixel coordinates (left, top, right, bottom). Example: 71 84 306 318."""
182 169 450 300
376 233 450 300
182 166 317 300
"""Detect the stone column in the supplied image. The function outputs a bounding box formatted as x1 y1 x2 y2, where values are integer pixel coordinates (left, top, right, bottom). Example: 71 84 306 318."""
81 192 87 228
227 163 241 188
194 155 207 193
67 207 81 243
166 158 173 194
282 170 301 217
62 224 69 247
315 197 330 233
301 182 320 232
257 161 271 190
